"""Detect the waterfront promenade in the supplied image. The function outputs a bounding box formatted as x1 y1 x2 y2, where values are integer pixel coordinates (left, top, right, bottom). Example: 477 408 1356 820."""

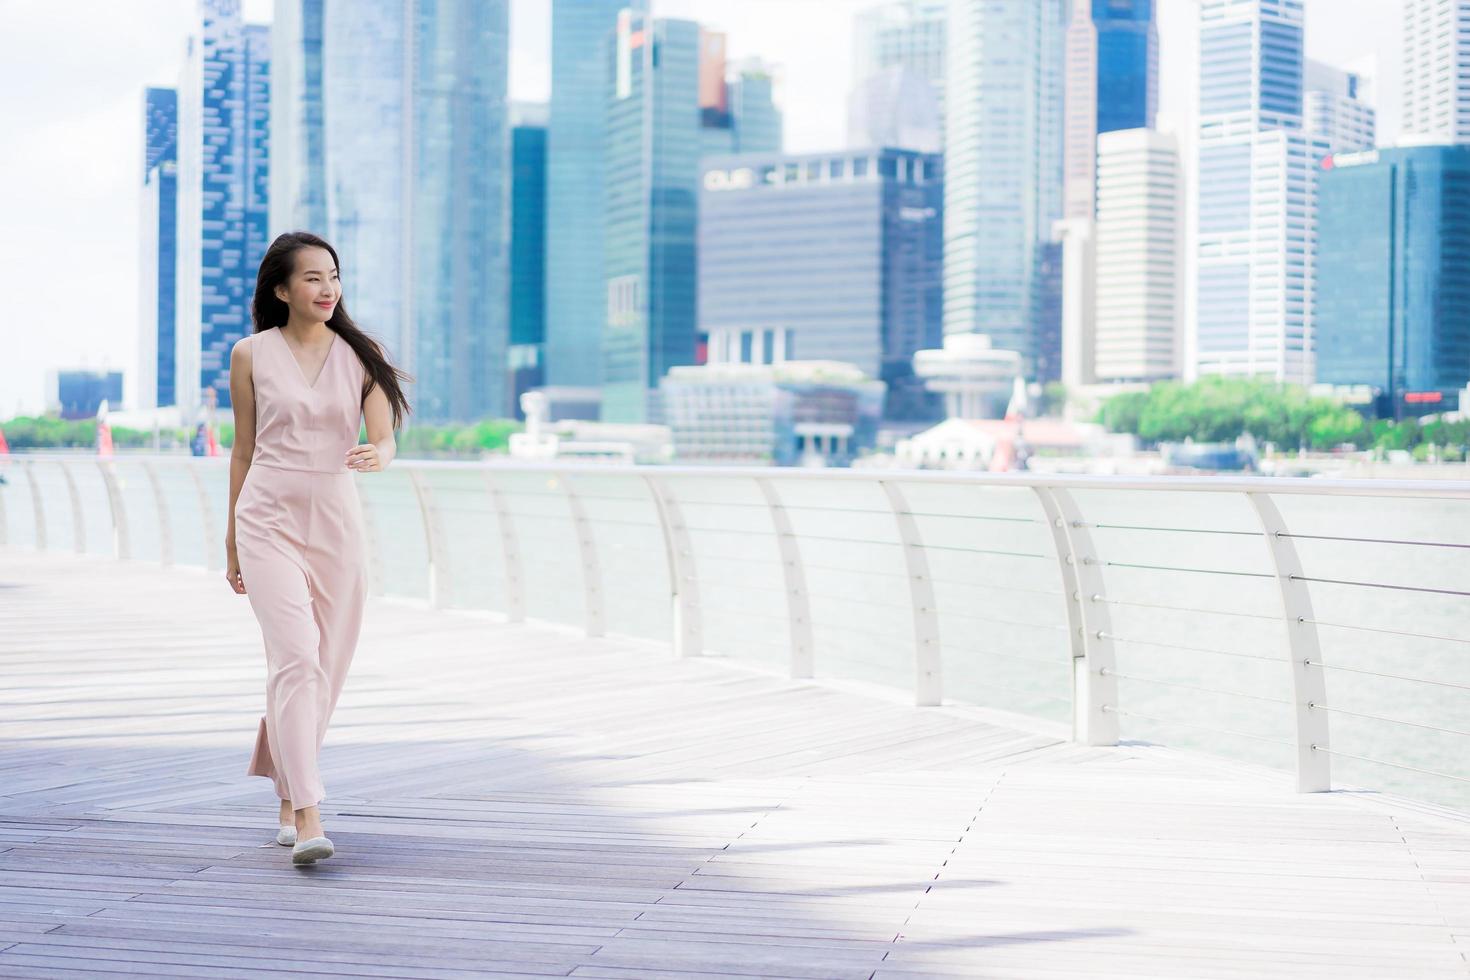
2 548 1469 978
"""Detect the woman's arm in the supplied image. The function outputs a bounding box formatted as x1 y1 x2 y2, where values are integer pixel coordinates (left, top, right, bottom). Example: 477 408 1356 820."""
345 382 397 472
225 337 256 593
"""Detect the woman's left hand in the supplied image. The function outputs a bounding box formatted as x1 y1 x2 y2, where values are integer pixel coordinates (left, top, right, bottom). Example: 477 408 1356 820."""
346 443 381 472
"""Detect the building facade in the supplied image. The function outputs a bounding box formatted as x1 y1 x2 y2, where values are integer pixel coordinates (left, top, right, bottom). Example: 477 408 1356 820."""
1316 145 1470 416
324 0 511 423
49 371 124 421
1094 129 1183 381
509 103 547 419
1195 0 1327 383
851 0 946 130
601 15 720 423
1402 0 1470 144
175 0 271 416
699 148 943 422
268 0 327 237
545 0 641 391
1305 59 1376 154
660 362 886 467
944 0 1066 379
1063 0 1159 220
138 86 178 411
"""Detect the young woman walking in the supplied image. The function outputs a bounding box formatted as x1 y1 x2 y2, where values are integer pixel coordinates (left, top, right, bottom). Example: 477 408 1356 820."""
225 231 410 865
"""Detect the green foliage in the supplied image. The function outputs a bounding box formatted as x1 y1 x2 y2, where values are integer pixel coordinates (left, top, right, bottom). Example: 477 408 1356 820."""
1095 378 1370 449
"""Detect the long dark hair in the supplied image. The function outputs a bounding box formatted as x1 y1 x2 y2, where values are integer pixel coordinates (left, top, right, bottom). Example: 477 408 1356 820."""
251 231 412 429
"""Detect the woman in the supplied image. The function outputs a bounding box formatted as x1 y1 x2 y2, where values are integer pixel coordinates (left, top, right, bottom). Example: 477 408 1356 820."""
225 231 410 865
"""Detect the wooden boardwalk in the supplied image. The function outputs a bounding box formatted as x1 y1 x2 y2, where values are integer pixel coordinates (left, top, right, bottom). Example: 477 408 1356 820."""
1 549 1468 979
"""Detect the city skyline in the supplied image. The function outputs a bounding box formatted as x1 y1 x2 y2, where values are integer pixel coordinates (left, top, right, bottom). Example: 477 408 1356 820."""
1 0 1407 417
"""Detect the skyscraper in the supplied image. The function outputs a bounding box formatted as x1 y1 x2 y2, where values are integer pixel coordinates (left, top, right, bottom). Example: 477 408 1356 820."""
545 0 639 392
324 0 511 423
944 0 1066 378
1063 0 1158 220
602 13 718 422
175 0 271 416
138 87 179 411
727 59 784 154
269 0 327 236
509 103 548 418
1195 0 1326 383
1317 146 1470 416
852 0 946 127
1304 59 1376 154
1094 129 1182 382
1402 0 1470 144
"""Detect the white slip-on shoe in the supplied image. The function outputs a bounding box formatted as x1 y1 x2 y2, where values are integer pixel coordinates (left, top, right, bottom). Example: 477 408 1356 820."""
276 824 297 846
292 836 334 865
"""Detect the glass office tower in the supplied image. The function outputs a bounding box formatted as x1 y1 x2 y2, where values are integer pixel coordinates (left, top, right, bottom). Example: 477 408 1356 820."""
139 87 179 411
269 0 327 236
1317 145 1470 416
944 0 1066 378
325 0 511 423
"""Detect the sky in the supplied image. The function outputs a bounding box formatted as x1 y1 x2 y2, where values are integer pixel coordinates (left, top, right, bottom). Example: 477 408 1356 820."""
0 0 1405 418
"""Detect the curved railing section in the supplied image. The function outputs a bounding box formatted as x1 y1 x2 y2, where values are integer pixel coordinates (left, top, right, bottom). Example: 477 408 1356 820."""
3 452 1468 811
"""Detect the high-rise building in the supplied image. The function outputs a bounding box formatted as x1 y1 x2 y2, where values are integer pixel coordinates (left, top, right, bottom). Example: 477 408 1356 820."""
1402 0 1470 144
847 66 942 154
509 102 548 419
269 0 327 236
545 0 641 391
851 0 946 127
601 13 731 423
1094 129 1183 382
699 148 944 422
1063 0 1158 220
138 87 178 411
727 58 784 154
944 0 1066 379
1195 0 1326 383
1317 145 1470 417
1305 59 1375 153
324 0 511 423
175 0 271 416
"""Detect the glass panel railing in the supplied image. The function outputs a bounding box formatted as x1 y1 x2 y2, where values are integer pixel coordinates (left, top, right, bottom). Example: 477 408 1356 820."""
565 472 670 644
107 459 164 564
414 465 511 613
69 459 119 558
0 458 36 548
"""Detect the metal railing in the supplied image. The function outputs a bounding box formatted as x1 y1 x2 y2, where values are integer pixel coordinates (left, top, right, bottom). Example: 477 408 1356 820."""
3 451 1469 810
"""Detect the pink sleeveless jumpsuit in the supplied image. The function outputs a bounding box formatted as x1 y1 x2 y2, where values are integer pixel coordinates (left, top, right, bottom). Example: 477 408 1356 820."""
235 326 368 809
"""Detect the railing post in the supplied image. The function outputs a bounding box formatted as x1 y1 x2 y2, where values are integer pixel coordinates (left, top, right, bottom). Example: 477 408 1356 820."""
22 460 47 551
140 460 172 566
484 470 526 623
755 476 813 679
1247 491 1331 793
878 479 942 707
97 460 131 559
560 471 605 638
407 467 450 608
54 460 87 554
187 460 220 571
1044 486 1119 746
643 475 700 658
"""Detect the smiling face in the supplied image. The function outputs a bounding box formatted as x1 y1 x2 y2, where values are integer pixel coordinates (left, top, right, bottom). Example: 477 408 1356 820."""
272 246 340 325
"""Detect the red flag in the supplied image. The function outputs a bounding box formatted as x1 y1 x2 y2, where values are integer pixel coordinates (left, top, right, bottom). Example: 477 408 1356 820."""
0 426 8 454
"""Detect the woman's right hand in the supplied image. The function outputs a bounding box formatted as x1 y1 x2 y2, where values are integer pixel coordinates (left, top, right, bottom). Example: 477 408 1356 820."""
225 544 246 594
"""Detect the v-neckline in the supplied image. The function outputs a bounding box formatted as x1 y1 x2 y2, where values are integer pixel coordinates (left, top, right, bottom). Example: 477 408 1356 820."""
278 327 337 391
